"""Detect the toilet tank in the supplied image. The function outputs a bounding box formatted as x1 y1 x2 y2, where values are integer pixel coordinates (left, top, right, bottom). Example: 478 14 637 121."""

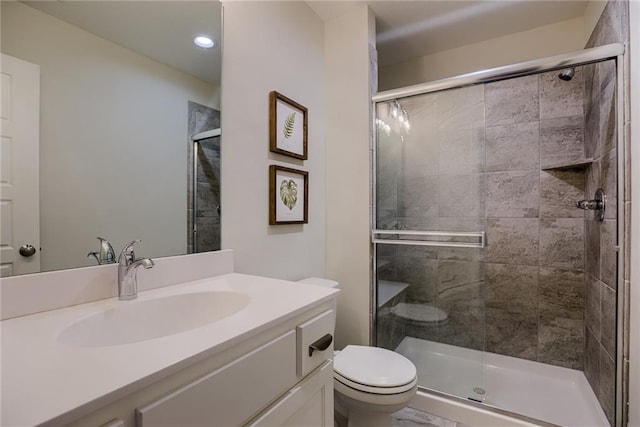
297 277 339 289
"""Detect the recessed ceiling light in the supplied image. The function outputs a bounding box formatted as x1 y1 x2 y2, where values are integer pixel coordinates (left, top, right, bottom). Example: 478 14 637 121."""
194 35 216 49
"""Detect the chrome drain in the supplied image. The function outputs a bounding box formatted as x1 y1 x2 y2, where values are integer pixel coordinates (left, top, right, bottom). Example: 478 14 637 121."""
473 387 486 395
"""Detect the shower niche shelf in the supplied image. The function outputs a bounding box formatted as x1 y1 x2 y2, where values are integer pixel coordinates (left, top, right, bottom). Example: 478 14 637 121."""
541 158 594 171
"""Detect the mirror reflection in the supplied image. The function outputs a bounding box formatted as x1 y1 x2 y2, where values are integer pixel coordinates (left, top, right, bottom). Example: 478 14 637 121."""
1 1 222 276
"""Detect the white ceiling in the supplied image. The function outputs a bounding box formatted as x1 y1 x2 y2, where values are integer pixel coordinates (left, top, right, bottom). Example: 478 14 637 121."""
23 1 222 85
308 1 589 67
24 1 588 82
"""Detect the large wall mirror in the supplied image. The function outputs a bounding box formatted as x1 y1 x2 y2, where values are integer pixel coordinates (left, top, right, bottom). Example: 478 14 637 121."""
1 1 222 277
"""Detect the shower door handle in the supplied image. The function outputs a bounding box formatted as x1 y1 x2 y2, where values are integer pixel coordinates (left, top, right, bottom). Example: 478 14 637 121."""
372 230 486 248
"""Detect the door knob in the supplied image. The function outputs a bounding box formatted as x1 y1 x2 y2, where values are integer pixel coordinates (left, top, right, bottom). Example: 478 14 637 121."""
19 244 37 257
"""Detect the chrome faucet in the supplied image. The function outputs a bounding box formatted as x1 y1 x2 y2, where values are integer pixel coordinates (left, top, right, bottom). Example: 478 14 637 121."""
118 240 154 301
87 237 116 265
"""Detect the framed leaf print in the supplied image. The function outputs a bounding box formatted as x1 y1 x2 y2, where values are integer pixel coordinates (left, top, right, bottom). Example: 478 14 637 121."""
269 165 308 224
269 91 308 160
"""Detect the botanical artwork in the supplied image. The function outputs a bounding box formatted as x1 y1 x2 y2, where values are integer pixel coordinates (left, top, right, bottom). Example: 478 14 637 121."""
269 91 308 160
282 112 296 142
269 165 308 224
275 101 303 154
279 178 298 210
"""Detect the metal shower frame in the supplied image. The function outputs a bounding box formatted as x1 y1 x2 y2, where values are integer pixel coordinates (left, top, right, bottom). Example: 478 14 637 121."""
191 128 221 253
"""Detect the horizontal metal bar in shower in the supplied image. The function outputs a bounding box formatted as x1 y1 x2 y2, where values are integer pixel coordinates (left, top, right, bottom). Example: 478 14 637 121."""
372 43 624 102
192 128 221 141
372 230 486 249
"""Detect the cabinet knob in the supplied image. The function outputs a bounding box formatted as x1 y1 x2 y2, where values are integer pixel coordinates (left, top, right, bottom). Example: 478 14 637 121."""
308 334 333 357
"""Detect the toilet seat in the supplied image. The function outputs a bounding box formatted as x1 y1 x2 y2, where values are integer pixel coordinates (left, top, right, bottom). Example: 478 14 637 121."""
391 302 448 323
333 346 417 395
334 371 417 395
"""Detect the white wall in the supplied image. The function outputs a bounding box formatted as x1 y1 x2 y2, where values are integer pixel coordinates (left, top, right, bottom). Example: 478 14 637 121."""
379 17 585 90
220 2 326 280
583 0 608 44
1 2 218 272
325 6 375 349
628 2 639 424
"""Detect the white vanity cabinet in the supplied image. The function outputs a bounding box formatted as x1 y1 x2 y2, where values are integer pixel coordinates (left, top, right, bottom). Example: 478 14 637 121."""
67 304 336 427
246 309 336 427
247 360 333 427
136 331 298 426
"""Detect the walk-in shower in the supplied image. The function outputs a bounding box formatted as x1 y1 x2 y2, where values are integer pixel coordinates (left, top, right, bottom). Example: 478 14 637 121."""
191 128 221 253
372 43 626 427
187 101 221 254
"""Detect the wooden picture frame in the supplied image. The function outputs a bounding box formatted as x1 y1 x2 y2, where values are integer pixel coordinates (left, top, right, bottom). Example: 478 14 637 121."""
269 91 308 160
269 165 308 224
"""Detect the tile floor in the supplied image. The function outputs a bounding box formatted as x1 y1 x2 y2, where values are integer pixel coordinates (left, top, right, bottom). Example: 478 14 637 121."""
391 407 469 427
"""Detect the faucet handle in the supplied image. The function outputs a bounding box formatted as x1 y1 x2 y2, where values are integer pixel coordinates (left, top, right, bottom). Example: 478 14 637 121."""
119 239 142 263
87 251 100 263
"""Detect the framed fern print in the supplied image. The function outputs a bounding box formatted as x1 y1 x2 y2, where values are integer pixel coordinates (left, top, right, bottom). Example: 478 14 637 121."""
269 165 308 224
269 91 308 160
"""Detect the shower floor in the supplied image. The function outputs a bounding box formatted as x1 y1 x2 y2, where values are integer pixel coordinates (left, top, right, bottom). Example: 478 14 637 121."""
395 337 609 427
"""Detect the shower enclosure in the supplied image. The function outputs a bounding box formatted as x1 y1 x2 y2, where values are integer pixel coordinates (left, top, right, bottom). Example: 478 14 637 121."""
188 101 221 254
372 44 625 427
191 129 221 253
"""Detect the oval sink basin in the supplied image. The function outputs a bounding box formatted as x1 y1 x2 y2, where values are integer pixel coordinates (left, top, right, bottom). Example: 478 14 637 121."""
58 291 250 347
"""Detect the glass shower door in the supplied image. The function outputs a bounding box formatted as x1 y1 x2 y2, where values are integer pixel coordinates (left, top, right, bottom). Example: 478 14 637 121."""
374 86 487 402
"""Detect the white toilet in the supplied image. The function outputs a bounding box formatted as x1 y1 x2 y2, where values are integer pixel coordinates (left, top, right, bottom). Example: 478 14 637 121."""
390 302 448 325
298 277 418 427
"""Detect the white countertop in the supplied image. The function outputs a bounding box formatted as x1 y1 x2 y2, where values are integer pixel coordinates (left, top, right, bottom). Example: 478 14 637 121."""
1 273 338 426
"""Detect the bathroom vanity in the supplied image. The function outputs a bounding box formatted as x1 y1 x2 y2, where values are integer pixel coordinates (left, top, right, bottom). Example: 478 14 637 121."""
1 258 339 427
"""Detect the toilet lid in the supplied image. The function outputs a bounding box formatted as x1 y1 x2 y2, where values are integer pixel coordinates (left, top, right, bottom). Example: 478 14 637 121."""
333 345 417 388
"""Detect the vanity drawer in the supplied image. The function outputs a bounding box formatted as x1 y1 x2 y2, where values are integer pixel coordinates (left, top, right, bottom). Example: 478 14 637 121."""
247 360 333 427
136 331 296 427
296 310 334 377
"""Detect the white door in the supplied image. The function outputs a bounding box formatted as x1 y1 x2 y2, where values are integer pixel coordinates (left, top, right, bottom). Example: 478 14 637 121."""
0 54 40 276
